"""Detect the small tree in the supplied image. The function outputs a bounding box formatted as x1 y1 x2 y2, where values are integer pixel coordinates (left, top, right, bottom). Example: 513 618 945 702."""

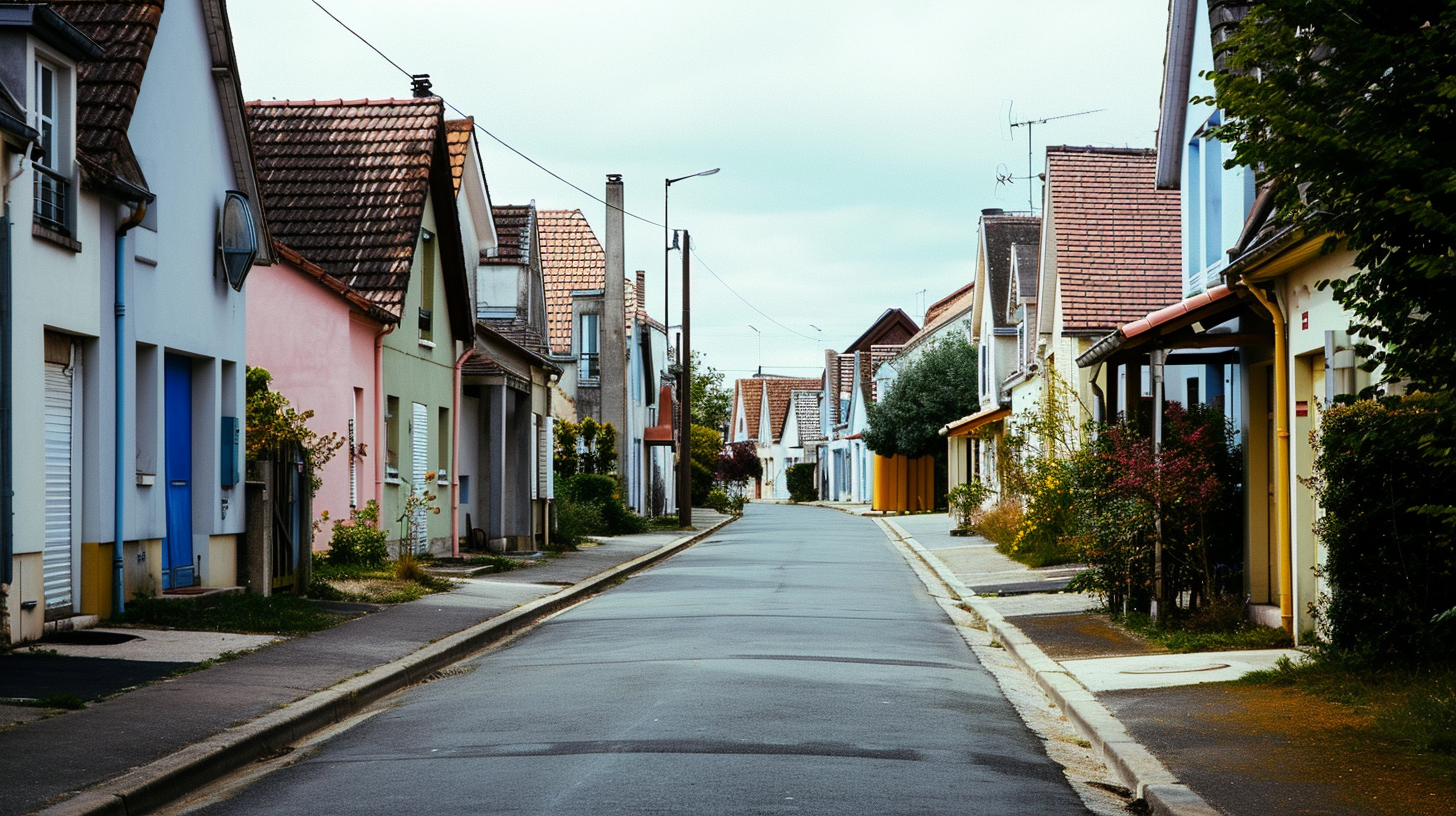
785 462 817 503
553 417 618 477
689 425 723 505
863 335 978 458
690 351 733 433
716 440 762 495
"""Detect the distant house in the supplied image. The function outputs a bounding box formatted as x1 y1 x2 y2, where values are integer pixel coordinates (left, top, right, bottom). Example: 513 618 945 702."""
727 376 821 500
2 0 272 641
819 308 918 503
944 211 1039 502
248 92 475 557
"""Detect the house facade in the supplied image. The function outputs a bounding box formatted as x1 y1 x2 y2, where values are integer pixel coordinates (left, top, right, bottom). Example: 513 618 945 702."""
2 0 270 642
248 93 474 557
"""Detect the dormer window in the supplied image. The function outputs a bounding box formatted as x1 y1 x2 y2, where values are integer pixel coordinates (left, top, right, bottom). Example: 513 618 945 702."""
33 59 71 235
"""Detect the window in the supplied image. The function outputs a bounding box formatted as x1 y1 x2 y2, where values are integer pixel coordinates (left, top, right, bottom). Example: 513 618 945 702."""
579 313 600 382
33 60 71 234
437 406 449 482
419 229 435 343
385 396 400 480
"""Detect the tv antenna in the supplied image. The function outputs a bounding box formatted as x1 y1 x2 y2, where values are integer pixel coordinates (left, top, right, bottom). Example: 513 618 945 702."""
1004 105 1104 213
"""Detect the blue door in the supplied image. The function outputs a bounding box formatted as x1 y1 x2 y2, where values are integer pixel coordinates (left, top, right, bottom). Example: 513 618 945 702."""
163 355 194 589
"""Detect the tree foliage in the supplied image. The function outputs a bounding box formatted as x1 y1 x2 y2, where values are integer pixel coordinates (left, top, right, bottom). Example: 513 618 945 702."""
554 417 617 478
1209 1 1456 391
688 424 723 505
716 440 762 489
690 350 733 433
862 335 979 458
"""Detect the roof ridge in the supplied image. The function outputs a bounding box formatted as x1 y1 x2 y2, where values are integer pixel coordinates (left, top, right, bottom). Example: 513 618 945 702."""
245 96 441 108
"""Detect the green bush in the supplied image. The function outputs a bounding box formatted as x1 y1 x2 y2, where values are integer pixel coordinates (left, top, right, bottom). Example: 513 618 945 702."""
704 488 745 516
946 480 991 530
557 473 647 537
785 462 817 503
325 500 389 567
690 425 723 505
1312 394 1456 663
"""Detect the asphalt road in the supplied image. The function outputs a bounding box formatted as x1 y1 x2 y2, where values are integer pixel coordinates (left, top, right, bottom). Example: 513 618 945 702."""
189 504 1089 815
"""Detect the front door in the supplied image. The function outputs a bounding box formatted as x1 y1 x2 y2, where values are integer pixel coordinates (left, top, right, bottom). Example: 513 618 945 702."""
163 355 194 589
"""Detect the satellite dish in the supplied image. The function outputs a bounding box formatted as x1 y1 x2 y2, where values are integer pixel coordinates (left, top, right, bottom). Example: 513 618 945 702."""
218 190 258 292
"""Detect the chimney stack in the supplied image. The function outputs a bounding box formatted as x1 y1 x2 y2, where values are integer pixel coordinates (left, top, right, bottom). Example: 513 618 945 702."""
603 175 629 478
411 74 433 97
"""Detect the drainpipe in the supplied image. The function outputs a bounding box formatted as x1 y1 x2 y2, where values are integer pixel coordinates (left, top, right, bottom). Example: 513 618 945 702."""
1150 347 1166 623
1245 283 1294 634
3 151 28 644
113 201 147 616
450 347 469 558
373 324 395 505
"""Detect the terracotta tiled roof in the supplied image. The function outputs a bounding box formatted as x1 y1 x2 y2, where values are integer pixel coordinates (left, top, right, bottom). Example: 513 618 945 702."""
486 204 533 267
731 378 762 441
444 118 472 194
1045 146 1181 335
981 213 1042 330
539 209 604 355
43 0 162 194
791 390 824 444
762 378 822 444
246 97 445 318
923 282 974 328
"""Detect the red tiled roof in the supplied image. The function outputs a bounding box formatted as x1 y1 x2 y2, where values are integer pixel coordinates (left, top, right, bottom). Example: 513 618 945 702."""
1045 146 1182 335
539 209 604 355
731 378 762 441
486 204 533 267
764 378 822 443
43 0 162 194
922 282 974 329
444 118 472 195
246 97 445 318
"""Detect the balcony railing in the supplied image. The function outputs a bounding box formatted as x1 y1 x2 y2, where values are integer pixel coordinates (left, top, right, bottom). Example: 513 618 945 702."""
33 165 71 234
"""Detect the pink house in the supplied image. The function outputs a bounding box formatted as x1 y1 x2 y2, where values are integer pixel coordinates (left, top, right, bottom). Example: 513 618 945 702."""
247 242 396 547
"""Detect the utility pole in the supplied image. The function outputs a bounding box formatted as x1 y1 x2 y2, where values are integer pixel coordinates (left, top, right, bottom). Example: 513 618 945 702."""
678 230 693 529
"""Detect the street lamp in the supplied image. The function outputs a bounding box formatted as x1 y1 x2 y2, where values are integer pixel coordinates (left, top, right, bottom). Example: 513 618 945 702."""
664 167 719 340
664 168 718 528
748 324 761 375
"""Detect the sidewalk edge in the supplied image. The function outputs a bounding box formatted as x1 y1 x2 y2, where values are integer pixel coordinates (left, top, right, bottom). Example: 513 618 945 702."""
31 516 737 816
874 518 1223 816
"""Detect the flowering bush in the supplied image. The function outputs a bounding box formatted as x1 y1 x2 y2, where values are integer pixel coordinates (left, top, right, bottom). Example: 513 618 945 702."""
326 500 389 567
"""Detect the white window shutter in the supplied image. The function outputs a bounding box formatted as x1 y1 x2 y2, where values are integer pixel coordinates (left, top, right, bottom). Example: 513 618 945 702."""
531 413 540 501
543 416 555 499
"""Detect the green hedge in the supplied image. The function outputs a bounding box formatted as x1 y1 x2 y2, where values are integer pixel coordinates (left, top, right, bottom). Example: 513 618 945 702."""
785 462 817 503
1313 395 1456 662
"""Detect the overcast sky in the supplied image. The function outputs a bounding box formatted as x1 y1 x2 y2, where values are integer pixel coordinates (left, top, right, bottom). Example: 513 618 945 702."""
230 0 1171 381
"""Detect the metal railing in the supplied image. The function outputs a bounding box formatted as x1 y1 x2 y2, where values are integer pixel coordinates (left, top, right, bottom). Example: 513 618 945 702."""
33 165 70 234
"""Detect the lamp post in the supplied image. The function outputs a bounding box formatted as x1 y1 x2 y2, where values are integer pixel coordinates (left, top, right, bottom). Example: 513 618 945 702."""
747 324 761 375
664 168 717 527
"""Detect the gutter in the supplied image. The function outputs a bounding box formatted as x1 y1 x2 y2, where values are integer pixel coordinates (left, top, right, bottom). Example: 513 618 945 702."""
1243 283 1294 634
113 200 149 616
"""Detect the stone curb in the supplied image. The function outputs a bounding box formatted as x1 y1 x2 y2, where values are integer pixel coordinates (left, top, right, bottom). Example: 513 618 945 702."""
874 518 1224 816
32 516 738 816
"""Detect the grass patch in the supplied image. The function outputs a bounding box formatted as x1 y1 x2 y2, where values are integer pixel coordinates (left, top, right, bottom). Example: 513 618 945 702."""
1239 653 1456 784
115 594 343 635
464 555 528 572
646 516 681 531
28 694 86 710
310 559 456 604
1115 609 1294 653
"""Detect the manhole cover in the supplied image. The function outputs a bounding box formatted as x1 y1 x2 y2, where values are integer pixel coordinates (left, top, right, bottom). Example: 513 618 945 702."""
45 631 142 646
1119 662 1231 675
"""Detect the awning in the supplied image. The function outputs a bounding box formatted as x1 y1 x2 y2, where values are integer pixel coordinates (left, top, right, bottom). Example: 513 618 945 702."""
940 405 1011 438
1076 284 1269 368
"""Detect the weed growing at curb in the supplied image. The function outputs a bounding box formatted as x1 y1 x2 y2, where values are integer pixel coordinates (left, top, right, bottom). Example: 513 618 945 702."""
1114 610 1293 653
115 594 344 635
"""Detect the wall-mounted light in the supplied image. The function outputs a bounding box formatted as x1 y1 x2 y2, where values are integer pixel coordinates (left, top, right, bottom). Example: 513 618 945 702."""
218 190 258 292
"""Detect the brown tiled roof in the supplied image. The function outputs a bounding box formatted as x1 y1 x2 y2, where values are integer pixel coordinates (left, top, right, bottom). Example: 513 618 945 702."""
444 118 472 194
486 204 533 267
1045 146 1181 335
823 350 841 425
272 242 395 326
923 282 974 328
246 97 445 318
480 317 547 357
844 309 918 354
870 342 902 378
731 378 763 441
981 213 1042 330
762 378 822 444
539 209 604 355
43 0 162 194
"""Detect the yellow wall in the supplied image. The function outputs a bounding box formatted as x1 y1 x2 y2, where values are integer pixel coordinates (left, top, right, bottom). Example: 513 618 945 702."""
208 535 238 588
871 454 936 512
80 542 114 618
9 552 45 643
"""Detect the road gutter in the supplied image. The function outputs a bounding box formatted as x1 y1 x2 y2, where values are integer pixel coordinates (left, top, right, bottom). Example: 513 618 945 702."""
34 516 738 816
874 518 1222 816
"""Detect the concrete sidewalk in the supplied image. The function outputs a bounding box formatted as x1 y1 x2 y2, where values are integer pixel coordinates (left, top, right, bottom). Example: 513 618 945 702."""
0 509 734 816
874 511 1450 816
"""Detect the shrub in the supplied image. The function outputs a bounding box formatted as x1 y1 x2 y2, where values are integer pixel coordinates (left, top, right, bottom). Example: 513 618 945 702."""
326 500 389 567
785 462 817 502
946 480 991 530
1312 394 1456 663
552 497 601 550
689 425 723 505
704 488 745 516
971 501 1023 551
557 473 648 537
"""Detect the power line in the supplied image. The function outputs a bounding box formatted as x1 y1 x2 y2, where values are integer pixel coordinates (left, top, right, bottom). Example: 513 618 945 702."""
307 0 814 349
689 248 823 343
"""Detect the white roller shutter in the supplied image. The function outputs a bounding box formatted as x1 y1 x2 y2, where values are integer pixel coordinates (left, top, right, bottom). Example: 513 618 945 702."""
43 358 74 610
411 402 428 554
